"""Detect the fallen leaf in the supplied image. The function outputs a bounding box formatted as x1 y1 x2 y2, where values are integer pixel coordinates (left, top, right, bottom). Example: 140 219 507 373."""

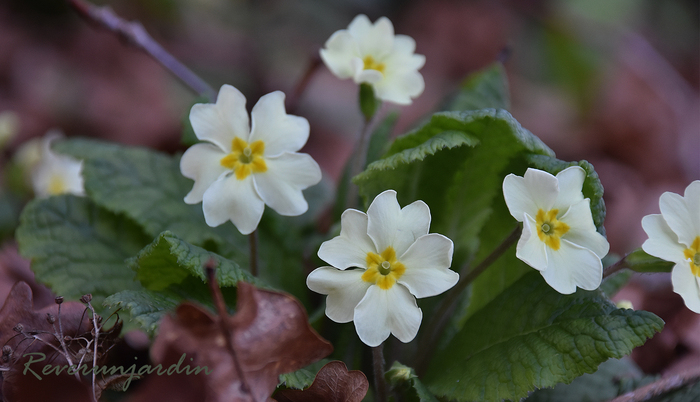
273 361 369 402
129 281 333 402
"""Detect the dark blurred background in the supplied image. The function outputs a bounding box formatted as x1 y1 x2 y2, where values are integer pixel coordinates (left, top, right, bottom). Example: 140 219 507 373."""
0 0 698 377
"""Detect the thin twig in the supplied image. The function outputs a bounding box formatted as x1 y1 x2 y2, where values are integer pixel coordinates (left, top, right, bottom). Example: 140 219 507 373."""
609 364 700 402
205 260 252 398
84 299 100 402
249 230 258 277
372 345 388 402
416 225 521 374
65 0 217 101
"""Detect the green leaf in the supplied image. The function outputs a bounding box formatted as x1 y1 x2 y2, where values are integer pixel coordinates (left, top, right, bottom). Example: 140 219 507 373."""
625 248 674 273
601 270 633 298
424 272 664 402
105 231 263 333
16 195 150 311
386 362 439 402
524 358 656 402
278 368 316 390
54 138 247 262
446 62 510 111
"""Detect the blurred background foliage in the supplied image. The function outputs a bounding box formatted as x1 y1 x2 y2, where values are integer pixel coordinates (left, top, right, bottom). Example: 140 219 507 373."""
0 0 698 378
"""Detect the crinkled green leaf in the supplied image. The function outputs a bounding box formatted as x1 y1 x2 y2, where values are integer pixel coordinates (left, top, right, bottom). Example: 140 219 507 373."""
54 138 247 262
16 195 150 312
446 62 510 112
386 362 439 402
625 248 674 273
524 358 656 402
106 231 264 333
424 272 664 402
278 368 316 391
104 289 179 334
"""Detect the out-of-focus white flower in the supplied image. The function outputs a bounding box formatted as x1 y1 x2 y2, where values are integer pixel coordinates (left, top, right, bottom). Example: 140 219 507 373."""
180 85 322 235
0 111 19 149
642 180 700 313
502 167 609 294
29 131 85 198
320 14 425 105
307 190 458 347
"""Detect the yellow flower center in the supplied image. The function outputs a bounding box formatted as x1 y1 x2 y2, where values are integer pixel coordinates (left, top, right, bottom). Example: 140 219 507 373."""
684 236 700 277
362 246 406 290
219 137 267 180
536 209 570 250
47 174 67 195
363 56 386 74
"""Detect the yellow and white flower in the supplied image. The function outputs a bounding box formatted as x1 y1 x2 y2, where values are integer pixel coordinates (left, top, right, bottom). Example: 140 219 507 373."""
180 85 322 235
307 190 458 347
642 180 700 312
503 167 609 294
28 131 85 198
320 14 425 105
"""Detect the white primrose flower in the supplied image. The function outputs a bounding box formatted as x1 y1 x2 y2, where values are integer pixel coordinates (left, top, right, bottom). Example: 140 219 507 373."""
180 85 322 235
30 131 85 198
320 14 425 105
306 190 458 347
641 181 700 313
502 167 610 294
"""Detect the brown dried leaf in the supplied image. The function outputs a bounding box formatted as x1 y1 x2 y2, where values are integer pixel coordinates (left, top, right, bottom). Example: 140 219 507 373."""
0 282 93 402
129 281 333 402
273 361 369 402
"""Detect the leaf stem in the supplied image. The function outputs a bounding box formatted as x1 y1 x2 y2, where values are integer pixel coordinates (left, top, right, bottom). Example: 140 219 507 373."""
205 261 252 398
65 0 217 101
249 229 258 277
416 225 521 374
372 344 388 402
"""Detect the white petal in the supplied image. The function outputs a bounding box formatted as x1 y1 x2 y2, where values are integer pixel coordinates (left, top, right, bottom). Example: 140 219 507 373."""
318 209 375 269
354 284 422 347
354 66 384 85
660 190 697 247
373 69 424 105
671 262 700 313
180 143 229 204
515 214 548 271
190 85 249 150
348 15 394 58
320 31 360 79
503 169 558 222
202 174 264 235
641 214 686 262
366 190 431 256
684 180 700 239
32 138 85 198
560 199 610 258
398 234 458 298
306 267 370 323
253 152 321 216
540 240 603 294
249 91 310 156
553 166 585 212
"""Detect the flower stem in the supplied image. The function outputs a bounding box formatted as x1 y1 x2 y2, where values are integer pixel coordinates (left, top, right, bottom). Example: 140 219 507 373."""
66 0 217 102
603 253 630 279
249 229 258 277
372 344 388 402
416 225 521 374
344 108 380 210
286 54 322 114
205 261 252 397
